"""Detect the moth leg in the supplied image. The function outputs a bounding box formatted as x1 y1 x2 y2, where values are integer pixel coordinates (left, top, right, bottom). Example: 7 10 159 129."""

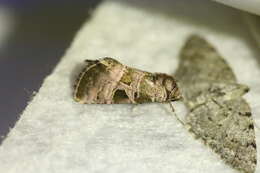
169 102 175 112
169 102 185 126
118 82 137 104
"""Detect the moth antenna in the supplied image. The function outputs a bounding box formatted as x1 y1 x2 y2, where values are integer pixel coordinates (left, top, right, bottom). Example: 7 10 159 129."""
169 102 185 126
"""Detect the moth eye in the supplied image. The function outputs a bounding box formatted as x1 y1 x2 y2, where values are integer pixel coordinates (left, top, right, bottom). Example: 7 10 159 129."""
165 79 173 91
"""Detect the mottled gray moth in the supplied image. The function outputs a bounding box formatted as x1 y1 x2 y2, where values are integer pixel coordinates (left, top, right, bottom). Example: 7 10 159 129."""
175 35 257 173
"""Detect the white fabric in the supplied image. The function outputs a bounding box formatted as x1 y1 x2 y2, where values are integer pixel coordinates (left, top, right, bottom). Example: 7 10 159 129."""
1 0 260 173
214 0 260 16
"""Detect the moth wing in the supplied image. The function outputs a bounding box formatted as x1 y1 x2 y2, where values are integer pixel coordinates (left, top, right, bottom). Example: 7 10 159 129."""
175 35 237 83
180 81 249 109
186 98 256 173
74 60 102 103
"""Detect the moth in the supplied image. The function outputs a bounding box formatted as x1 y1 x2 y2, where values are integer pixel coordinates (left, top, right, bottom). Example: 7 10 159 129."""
74 57 181 104
175 35 257 173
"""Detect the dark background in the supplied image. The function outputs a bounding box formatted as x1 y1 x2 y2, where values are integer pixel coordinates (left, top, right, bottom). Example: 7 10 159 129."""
0 0 101 144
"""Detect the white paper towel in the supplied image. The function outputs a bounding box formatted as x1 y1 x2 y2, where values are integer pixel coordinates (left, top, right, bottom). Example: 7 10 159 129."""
214 0 260 16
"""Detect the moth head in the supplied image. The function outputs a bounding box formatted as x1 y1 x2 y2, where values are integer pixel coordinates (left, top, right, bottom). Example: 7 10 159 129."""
155 73 182 101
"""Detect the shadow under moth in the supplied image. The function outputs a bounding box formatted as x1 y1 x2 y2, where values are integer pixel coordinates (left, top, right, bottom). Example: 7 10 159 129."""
175 35 257 173
74 57 181 104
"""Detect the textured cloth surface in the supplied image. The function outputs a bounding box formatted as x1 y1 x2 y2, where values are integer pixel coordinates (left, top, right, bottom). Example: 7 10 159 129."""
1 0 260 173
214 0 260 15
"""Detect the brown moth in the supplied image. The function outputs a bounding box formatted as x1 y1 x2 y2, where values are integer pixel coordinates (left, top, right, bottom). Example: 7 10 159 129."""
74 57 181 104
